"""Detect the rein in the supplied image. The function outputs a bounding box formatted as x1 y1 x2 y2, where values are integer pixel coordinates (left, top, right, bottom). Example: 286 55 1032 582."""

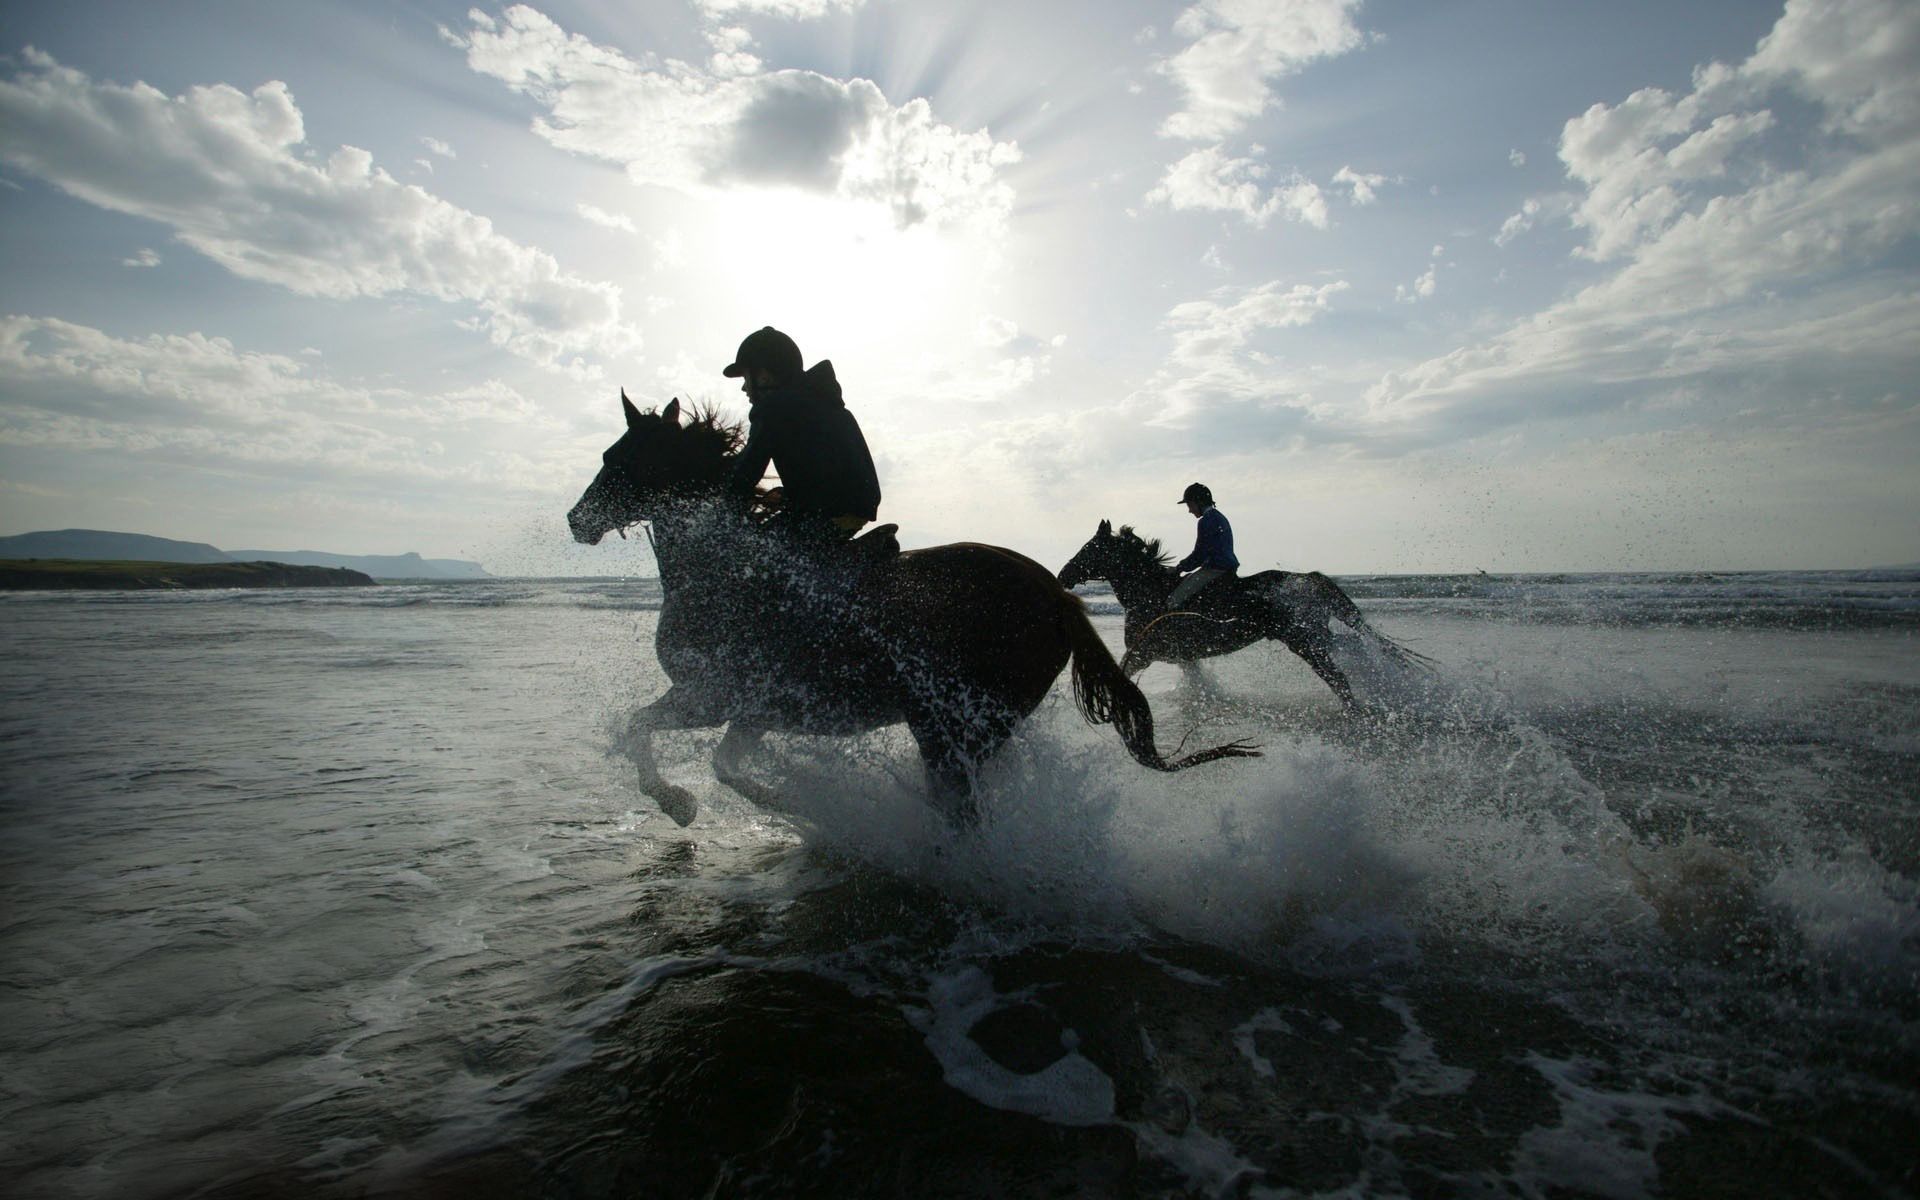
1138 609 1233 644
604 520 660 576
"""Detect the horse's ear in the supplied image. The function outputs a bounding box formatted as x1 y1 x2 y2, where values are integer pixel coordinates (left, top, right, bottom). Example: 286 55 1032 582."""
1098 518 1112 535
662 397 681 426
621 389 641 429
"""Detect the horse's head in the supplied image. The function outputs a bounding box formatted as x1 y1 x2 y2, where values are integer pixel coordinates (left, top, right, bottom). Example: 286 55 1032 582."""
568 392 741 544
1058 518 1122 588
1058 519 1172 589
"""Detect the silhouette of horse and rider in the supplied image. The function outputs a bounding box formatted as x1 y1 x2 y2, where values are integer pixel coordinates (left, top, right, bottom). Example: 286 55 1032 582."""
569 326 1406 827
1057 507 1428 709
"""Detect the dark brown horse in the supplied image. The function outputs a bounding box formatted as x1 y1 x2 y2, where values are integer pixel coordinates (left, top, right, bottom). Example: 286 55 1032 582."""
1057 520 1428 709
568 395 1256 828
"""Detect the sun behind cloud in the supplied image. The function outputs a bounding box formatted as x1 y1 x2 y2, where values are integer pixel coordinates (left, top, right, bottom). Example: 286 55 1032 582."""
693 188 995 356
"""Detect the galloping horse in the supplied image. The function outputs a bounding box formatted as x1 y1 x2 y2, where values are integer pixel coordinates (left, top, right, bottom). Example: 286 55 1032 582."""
568 395 1257 828
1058 520 1427 709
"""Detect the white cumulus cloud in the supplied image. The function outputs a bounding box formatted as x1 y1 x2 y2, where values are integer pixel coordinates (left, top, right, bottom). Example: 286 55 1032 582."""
0 314 573 488
1569 0 1917 307
1331 165 1388 205
1148 146 1330 228
1167 279 1350 366
1082 278 1360 456
693 0 867 18
703 25 762 77
975 315 1021 348
1367 0 1920 434
1561 92 1777 262
458 6 1019 232
1155 0 1370 141
1495 197 1541 246
1742 0 1920 138
577 203 637 232
0 50 637 371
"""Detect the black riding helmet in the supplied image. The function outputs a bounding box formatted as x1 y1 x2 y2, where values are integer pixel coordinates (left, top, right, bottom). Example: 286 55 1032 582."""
1179 482 1213 507
723 326 804 382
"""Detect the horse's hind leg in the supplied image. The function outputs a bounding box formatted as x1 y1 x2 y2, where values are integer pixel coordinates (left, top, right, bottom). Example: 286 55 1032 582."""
712 723 780 810
1285 631 1358 711
906 707 1016 830
1178 660 1220 698
921 751 978 829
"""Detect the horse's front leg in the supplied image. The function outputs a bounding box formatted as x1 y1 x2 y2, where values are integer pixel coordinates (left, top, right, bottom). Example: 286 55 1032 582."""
711 723 781 810
1120 615 1154 677
623 688 712 827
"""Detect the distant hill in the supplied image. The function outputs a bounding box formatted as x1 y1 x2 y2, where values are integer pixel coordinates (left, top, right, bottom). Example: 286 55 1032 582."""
0 529 231 563
0 559 376 590
226 549 489 579
0 529 489 580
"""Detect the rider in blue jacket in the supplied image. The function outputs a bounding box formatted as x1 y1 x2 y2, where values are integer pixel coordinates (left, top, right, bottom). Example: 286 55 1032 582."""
1170 482 1237 609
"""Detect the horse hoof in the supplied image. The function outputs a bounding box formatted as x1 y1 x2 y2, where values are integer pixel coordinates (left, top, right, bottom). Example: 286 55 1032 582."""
941 799 981 831
656 788 699 827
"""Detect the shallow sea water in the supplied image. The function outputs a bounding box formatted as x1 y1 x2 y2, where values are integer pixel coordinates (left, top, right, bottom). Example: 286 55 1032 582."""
1 573 1916 1198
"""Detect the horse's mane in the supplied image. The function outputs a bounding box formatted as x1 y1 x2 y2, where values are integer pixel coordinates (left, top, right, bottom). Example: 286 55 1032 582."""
645 399 746 460
1116 525 1174 569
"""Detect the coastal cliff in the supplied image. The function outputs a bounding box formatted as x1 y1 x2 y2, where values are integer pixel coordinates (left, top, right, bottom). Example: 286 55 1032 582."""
0 559 378 590
0 531 489 579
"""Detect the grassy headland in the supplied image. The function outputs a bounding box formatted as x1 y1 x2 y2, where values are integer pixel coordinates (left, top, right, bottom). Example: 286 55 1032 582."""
0 559 378 590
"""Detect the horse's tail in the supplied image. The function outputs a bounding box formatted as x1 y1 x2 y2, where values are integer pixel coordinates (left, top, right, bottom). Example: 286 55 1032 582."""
1059 591 1260 770
1304 571 1438 670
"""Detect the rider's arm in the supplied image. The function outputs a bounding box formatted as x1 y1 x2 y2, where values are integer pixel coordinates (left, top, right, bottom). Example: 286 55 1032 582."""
1204 511 1234 566
1183 511 1226 571
728 417 774 498
1175 527 1205 575
842 412 881 521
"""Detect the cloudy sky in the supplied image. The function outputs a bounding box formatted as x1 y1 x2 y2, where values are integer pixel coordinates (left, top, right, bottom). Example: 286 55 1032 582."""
1 0 1914 574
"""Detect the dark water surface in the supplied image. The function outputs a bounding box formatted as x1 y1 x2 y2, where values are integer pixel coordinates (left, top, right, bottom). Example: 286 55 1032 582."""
1 573 1916 1197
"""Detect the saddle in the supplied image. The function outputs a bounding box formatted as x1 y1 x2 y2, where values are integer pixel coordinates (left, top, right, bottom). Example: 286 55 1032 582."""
849 522 901 566
774 522 899 608
1179 571 1263 622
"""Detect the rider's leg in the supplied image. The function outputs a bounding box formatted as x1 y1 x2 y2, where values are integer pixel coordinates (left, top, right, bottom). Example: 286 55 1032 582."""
1168 567 1225 610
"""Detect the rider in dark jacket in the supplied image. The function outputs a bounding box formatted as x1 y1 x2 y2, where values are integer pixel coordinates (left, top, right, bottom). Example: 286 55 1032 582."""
724 326 881 545
1170 482 1237 609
